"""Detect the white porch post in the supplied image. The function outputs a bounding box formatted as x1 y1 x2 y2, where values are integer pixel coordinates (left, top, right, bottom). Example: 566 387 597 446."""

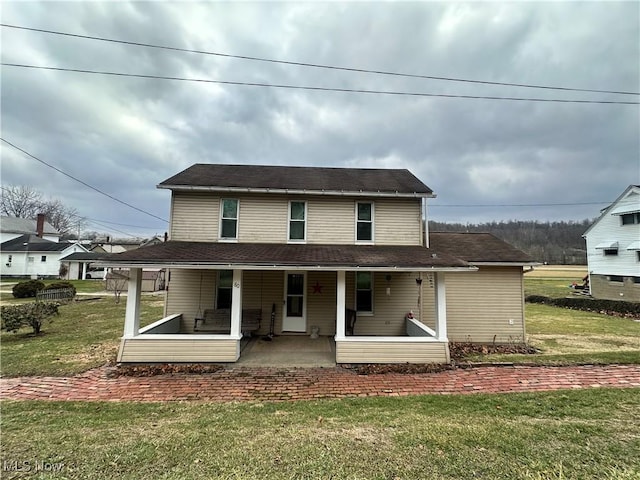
81 262 88 280
123 268 142 337
335 270 346 340
434 272 448 341
230 269 243 338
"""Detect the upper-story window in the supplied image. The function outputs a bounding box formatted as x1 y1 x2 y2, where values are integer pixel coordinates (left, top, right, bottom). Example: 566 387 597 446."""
356 202 374 243
220 199 239 240
41 256 47 262
288 201 306 242
621 213 640 225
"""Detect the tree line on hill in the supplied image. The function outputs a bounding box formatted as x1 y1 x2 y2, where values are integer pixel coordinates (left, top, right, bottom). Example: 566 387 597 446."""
429 219 593 265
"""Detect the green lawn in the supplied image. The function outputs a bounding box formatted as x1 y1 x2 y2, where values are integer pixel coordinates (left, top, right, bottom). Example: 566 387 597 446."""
524 276 584 298
0 297 164 376
2 389 638 480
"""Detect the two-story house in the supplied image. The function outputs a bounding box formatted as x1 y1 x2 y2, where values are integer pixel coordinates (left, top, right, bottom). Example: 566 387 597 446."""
104 164 534 365
583 185 640 301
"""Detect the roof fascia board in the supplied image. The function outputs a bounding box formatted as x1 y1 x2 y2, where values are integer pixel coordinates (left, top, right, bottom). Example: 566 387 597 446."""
470 261 541 267
157 184 435 199
96 261 476 272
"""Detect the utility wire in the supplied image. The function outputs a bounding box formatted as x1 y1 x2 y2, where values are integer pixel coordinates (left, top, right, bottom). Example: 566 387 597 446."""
431 201 612 208
2 23 638 96
3 63 638 105
1 137 169 223
87 217 162 229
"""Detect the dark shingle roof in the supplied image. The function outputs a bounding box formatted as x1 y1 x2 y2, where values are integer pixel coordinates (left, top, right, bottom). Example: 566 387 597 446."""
60 252 113 261
429 232 534 264
1 216 59 236
1 235 74 252
158 164 433 197
102 242 469 270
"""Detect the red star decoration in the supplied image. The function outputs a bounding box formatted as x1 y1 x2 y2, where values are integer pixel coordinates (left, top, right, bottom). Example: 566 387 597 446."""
312 281 323 294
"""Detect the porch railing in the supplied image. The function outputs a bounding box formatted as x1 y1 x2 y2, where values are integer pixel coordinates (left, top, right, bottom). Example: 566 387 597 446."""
406 316 436 337
139 313 182 335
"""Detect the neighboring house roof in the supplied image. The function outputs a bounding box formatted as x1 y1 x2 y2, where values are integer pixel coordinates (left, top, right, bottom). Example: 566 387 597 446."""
0 216 60 236
583 185 640 236
1 234 75 252
107 269 164 280
100 241 471 271
158 164 435 198
429 232 535 264
60 252 113 261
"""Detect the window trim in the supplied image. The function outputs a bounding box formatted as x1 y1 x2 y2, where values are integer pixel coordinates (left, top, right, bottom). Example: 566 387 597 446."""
355 201 375 244
219 198 239 242
355 271 374 315
288 200 307 243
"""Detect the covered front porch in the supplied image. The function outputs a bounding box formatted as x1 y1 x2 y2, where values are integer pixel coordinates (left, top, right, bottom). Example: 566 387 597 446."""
116 266 460 365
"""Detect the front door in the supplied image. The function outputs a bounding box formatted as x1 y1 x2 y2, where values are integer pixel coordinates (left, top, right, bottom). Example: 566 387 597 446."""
283 272 306 332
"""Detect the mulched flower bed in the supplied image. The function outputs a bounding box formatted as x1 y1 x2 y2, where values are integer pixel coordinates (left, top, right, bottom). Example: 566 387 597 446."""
110 363 225 377
449 341 540 360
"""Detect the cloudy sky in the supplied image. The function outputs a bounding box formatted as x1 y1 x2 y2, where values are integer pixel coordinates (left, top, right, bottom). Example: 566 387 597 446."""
1 1 638 238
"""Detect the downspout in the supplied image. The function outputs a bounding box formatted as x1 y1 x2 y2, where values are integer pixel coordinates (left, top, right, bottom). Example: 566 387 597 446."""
423 197 429 248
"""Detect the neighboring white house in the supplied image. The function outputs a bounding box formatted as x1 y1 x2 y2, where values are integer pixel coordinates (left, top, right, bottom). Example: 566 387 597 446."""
583 185 640 301
0 214 60 243
0 234 89 279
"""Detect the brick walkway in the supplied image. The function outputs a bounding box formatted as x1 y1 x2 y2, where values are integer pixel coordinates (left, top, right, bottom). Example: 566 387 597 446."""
1 364 639 403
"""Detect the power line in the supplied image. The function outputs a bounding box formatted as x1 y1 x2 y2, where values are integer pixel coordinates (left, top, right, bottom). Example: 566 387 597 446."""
2 23 638 96
86 218 162 229
85 218 137 238
3 63 638 105
430 201 612 208
1 137 169 223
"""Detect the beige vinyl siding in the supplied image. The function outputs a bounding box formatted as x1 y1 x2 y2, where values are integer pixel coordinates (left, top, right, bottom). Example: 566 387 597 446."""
168 192 423 245
336 340 449 363
166 269 217 333
445 266 525 343
118 337 239 363
352 272 421 336
238 194 288 243
307 271 337 335
170 193 219 241
307 198 354 244
374 198 423 245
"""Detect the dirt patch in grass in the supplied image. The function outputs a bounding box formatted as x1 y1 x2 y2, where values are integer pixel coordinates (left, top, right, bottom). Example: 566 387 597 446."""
531 334 640 355
58 342 119 366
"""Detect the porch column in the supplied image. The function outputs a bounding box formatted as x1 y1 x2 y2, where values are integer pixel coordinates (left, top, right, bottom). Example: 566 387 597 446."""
123 268 142 337
335 270 346 340
81 262 88 280
434 272 448 341
230 269 243 338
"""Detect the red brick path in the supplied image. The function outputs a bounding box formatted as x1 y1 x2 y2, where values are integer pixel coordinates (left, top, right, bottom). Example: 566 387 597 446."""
1 365 639 403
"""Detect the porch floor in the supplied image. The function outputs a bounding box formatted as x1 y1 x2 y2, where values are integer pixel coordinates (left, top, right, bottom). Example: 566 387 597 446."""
238 335 336 367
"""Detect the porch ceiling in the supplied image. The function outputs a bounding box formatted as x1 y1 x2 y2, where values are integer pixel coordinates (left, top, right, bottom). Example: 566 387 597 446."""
98 241 473 271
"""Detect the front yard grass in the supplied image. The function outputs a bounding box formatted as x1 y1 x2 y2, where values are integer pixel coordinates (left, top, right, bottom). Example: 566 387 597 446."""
0 296 164 377
2 388 638 479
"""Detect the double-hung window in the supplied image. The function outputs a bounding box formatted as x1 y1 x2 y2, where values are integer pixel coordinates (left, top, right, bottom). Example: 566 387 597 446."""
289 201 306 242
220 199 239 240
356 202 374 243
356 272 373 313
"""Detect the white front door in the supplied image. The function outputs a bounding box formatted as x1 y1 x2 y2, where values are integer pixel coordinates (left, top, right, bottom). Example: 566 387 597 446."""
283 272 306 332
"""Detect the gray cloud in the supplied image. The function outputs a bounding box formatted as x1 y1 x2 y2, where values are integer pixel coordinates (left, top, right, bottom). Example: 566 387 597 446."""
1 1 638 236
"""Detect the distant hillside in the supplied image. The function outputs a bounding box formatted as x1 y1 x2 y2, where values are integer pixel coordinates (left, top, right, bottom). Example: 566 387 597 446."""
429 219 593 265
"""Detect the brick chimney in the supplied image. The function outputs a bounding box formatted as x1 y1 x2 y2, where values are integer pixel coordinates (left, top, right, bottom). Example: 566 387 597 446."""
36 213 45 238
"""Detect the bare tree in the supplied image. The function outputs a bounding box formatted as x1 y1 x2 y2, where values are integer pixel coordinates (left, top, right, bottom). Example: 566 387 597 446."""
1 185 82 236
0 185 42 218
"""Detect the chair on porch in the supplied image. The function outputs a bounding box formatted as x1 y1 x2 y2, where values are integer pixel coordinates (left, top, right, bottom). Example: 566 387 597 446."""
345 308 357 336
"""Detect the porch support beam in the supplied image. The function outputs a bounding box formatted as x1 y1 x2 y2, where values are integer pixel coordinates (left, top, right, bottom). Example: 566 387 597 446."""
230 269 243 338
123 267 142 337
434 272 447 341
81 262 88 280
335 270 346 340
